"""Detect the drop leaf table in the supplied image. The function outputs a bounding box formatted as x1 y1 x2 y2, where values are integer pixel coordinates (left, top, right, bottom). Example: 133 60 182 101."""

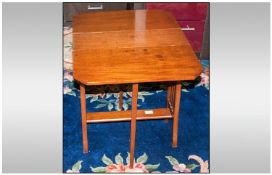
72 10 201 168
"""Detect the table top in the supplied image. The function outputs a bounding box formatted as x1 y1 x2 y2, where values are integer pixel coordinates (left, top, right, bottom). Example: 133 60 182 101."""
73 10 202 86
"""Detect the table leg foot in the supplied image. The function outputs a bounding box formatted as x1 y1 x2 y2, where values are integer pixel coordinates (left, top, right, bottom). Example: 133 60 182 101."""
129 83 138 168
172 81 181 148
80 84 89 153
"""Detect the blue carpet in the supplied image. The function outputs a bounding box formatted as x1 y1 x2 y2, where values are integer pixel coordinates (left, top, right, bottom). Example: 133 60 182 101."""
63 86 209 173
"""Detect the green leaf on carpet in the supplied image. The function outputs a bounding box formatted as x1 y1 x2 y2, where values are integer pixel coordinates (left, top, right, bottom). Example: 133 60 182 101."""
102 154 113 165
105 93 112 99
94 103 107 109
90 166 106 173
107 103 113 111
71 160 82 171
139 91 154 96
186 163 199 170
126 152 130 165
115 153 124 164
97 99 109 103
138 95 145 102
145 163 160 171
67 91 76 96
90 95 98 103
165 156 179 166
136 153 148 164
125 152 135 165
123 103 128 111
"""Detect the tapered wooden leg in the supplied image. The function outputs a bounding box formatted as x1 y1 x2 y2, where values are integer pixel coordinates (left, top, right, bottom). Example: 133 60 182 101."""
80 84 88 153
167 83 172 107
129 83 138 168
172 85 176 109
119 86 123 111
172 81 182 148
165 83 173 123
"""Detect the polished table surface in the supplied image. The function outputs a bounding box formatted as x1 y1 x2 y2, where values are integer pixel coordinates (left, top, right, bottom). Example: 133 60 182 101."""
73 10 201 85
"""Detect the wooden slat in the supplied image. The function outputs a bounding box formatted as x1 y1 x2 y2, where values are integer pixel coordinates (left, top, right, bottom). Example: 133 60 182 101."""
86 108 172 123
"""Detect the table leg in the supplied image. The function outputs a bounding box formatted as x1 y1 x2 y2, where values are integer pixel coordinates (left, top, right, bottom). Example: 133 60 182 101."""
167 83 172 106
80 84 89 153
129 83 138 168
172 81 182 148
171 85 176 109
165 83 173 123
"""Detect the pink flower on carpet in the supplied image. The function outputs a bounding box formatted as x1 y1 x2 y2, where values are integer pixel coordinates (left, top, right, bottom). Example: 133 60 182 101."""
106 164 126 173
91 153 159 173
131 162 149 173
64 86 72 94
188 155 209 173
64 63 73 71
199 73 209 86
64 72 74 82
204 69 209 76
173 163 191 173
105 163 148 173
64 27 72 35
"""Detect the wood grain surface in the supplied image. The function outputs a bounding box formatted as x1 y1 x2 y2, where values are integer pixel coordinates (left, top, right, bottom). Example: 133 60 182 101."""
73 9 201 85
73 10 179 33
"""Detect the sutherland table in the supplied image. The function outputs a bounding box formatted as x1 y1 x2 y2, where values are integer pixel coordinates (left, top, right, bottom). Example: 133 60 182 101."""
72 10 202 168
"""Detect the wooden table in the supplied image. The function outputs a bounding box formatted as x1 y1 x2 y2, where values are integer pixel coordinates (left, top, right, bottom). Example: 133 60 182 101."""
73 10 201 168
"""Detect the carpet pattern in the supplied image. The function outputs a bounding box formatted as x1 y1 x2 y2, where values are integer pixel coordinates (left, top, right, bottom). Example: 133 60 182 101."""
63 26 209 173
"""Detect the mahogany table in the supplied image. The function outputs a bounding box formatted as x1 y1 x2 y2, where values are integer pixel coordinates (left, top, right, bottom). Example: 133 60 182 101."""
72 10 201 168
